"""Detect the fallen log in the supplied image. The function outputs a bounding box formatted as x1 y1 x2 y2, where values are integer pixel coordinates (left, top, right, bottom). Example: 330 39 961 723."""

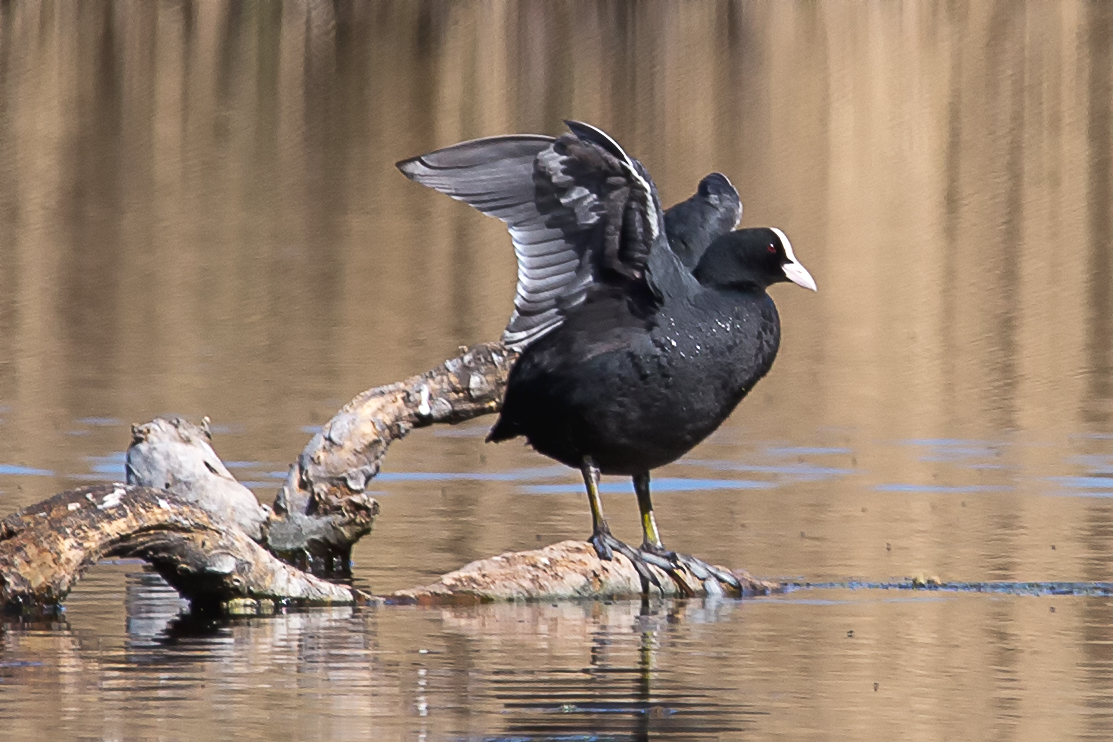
126 417 381 574
2 342 775 612
274 342 518 518
0 484 367 613
389 541 777 604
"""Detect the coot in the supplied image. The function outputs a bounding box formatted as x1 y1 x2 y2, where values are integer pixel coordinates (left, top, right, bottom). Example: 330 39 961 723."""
398 121 816 592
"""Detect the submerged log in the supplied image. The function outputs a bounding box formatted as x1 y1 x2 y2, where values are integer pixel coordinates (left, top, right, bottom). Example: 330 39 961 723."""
0 484 367 613
390 541 777 604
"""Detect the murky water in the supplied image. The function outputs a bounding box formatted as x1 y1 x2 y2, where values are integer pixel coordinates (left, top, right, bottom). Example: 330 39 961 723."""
2 1 1113 739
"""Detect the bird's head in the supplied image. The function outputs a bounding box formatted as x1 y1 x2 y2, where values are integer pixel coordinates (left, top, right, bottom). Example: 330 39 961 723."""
692 227 817 292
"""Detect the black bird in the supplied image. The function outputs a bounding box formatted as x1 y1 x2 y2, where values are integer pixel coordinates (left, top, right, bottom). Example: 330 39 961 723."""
398 121 816 592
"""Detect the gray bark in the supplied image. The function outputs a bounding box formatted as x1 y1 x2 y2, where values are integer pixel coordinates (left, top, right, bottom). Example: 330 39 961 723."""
125 417 380 574
0 484 366 613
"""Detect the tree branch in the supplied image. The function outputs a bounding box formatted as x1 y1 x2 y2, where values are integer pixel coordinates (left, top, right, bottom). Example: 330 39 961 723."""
276 342 518 518
0 484 366 613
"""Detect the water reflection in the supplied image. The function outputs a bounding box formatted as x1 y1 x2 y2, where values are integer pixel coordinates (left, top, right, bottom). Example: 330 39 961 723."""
443 600 763 740
8 577 1113 740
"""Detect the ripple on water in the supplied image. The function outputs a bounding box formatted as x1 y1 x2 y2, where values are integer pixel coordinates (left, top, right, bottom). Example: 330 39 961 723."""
83 452 126 480
763 446 853 456
683 458 853 479
1053 476 1113 490
76 417 122 427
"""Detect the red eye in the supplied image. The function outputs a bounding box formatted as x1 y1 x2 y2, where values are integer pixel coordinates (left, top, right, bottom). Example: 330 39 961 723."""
767 244 777 254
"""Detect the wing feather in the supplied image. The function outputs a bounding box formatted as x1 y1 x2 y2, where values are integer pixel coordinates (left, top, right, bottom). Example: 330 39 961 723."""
397 123 671 350
663 172 742 271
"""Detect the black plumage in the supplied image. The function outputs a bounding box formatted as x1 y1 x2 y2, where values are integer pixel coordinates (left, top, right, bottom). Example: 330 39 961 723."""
488 227 796 473
398 121 816 592
664 172 743 270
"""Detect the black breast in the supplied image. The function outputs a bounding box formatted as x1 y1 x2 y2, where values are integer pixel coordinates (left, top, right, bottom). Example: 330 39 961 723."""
489 285 781 475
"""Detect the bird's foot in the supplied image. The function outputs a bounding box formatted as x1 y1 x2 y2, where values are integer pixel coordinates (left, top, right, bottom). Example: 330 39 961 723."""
588 531 742 597
639 543 743 596
588 526 662 593
588 523 615 561
637 542 679 570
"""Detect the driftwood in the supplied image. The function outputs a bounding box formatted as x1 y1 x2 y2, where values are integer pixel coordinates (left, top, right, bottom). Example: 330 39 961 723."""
1 342 775 613
126 417 380 574
390 541 776 605
274 342 518 518
0 484 367 612
125 418 272 541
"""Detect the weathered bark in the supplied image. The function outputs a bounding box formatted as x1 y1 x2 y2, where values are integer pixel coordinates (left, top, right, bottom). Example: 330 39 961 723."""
126 418 272 541
0 484 367 613
389 541 778 604
276 342 518 518
126 417 380 573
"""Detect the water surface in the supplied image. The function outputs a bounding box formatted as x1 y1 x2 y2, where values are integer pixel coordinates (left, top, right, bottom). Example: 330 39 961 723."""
2 2 1113 740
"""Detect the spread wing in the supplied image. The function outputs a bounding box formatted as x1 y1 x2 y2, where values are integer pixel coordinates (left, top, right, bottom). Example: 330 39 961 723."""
397 121 669 350
664 172 742 271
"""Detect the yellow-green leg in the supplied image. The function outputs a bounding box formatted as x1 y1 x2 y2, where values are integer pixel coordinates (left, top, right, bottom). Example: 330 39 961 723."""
581 457 660 592
581 457 615 560
634 471 665 552
634 470 743 595
582 458 606 534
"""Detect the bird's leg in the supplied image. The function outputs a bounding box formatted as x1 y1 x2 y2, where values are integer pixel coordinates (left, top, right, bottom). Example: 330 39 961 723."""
631 471 693 595
583 460 609 553
633 471 669 554
582 457 612 560
582 458 661 593
632 471 742 596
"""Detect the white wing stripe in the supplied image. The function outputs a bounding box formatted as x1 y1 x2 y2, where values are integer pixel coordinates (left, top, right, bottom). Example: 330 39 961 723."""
565 121 658 240
399 125 659 351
